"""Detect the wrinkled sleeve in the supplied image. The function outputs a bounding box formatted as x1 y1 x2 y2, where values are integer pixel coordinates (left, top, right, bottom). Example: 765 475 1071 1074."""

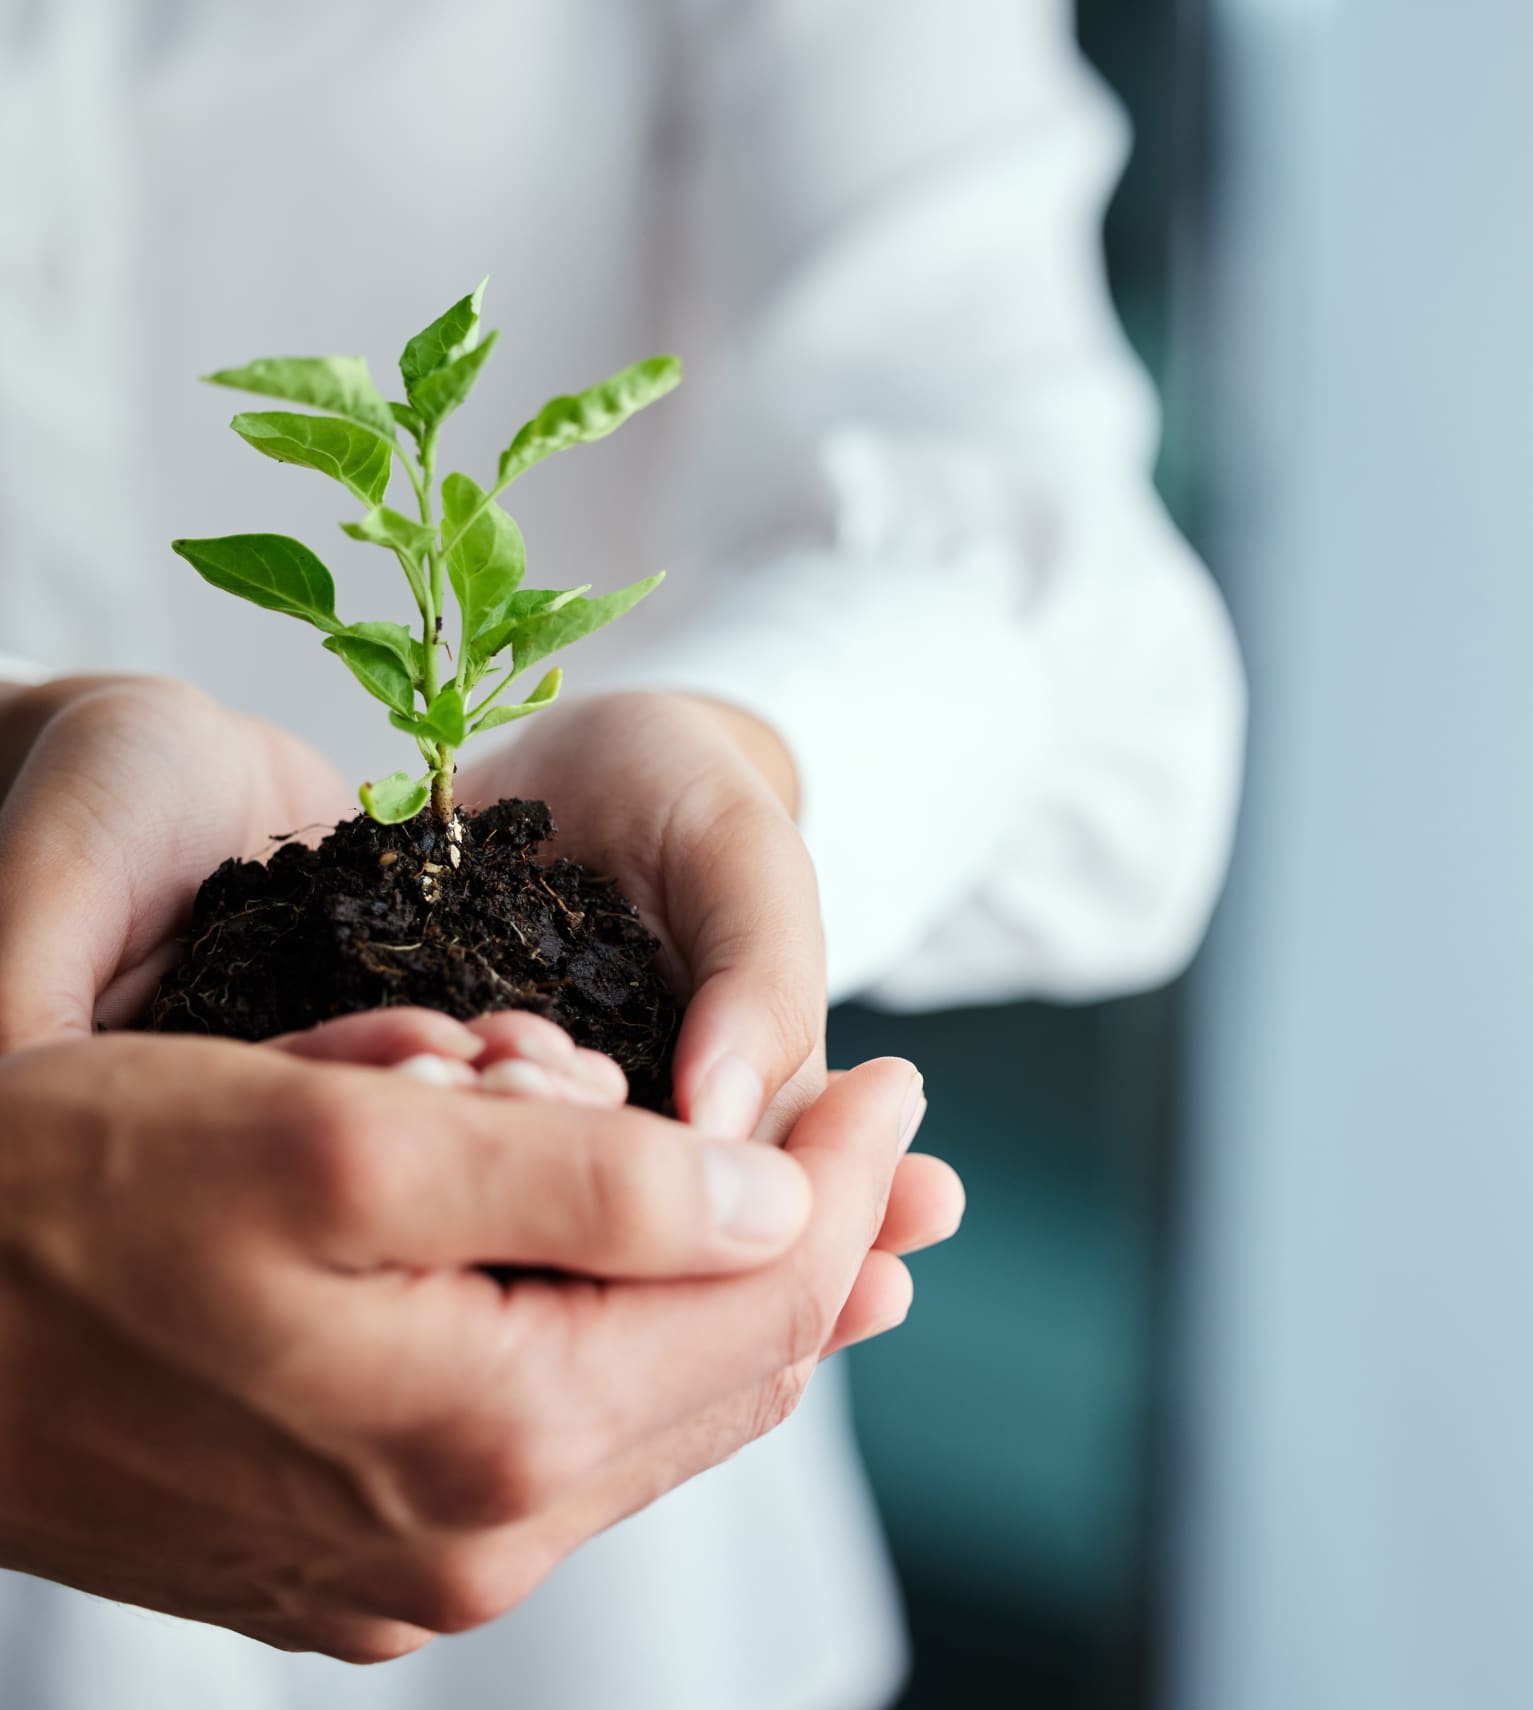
612 0 1246 1007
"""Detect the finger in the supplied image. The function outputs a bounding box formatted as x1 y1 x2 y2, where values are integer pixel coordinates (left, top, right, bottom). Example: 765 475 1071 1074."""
469 1011 628 1103
479 1059 624 1108
269 1008 486 1067
665 802 827 1139
300 1530 564 1641
752 1046 829 1149
232 1613 435 1666
0 693 164 1044
393 1055 482 1090
477 1058 923 1459
308 1070 813 1278
874 1151 966 1256
822 1249 914 1357
467 1010 578 1067
94 942 182 1030
0 681 345 1049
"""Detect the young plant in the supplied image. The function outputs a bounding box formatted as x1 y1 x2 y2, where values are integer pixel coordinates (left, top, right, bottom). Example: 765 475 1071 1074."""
173 281 680 825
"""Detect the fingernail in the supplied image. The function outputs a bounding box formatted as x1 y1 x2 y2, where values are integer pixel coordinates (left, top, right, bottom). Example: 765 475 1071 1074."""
898 1080 927 1154
481 1059 556 1099
394 1053 479 1089
691 1054 764 1140
481 1059 624 1108
702 1142 809 1245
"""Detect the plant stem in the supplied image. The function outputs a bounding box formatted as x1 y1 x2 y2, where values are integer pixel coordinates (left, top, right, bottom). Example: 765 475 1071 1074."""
468 660 517 721
415 424 455 822
430 759 455 822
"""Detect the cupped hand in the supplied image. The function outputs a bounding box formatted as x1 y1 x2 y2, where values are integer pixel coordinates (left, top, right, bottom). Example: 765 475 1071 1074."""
0 675 351 1047
459 692 826 1143
0 1036 935 1660
0 675 961 1271
279 1011 964 1290
0 675 641 1101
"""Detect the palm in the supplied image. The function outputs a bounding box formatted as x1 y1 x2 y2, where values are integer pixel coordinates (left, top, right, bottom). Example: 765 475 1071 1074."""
0 679 350 1041
459 692 827 1140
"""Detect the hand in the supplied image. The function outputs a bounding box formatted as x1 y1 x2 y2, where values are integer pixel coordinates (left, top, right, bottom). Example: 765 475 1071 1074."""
459 692 825 1143
0 672 960 1259
0 675 351 1047
0 1037 936 1661
280 1014 964 1307
0 674 647 1107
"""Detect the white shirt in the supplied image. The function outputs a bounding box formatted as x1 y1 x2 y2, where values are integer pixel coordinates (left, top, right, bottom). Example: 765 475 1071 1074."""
0 3 1244 1707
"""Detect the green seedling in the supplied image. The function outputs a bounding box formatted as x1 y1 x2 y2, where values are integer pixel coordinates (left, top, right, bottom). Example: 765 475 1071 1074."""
174 281 679 824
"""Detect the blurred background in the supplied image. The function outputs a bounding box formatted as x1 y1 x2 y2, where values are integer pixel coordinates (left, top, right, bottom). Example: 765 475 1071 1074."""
836 2 1533 1706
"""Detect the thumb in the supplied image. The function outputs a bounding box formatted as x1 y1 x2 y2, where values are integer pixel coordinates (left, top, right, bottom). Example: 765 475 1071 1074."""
0 720 146 1046
0 680 259 1047
667 800 828 1141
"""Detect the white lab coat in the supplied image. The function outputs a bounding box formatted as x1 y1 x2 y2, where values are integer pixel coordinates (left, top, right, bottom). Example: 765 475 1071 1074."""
0 3 1244 1706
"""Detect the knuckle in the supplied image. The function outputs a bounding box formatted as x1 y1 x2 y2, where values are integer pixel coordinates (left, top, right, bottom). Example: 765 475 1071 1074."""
390 1418 581 1531
492 1422 588 1518
285 1081 394 1235
416 1556 512 1635
456 1438 545 1528
574 1124 673 1263
414 1546 548 1635
325 1625 430 1667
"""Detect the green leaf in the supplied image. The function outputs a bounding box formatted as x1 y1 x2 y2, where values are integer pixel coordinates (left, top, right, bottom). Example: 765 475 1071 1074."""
341 506 437 558
359 771 430 825
390 400 424 441
323 632 416 716
231 411 393 507
441 471 526 660
472 668 562 733
172 534 339 631
391 683 466 748
496 356 682 489
204 356 395 438
399 279 487 391
507 572 665 680
408 329 499 428
471 586 590 664
340 505 437 607
339 619 425 681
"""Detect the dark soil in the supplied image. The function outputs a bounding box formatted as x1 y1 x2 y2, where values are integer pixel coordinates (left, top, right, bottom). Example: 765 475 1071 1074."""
147 798 678 1111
